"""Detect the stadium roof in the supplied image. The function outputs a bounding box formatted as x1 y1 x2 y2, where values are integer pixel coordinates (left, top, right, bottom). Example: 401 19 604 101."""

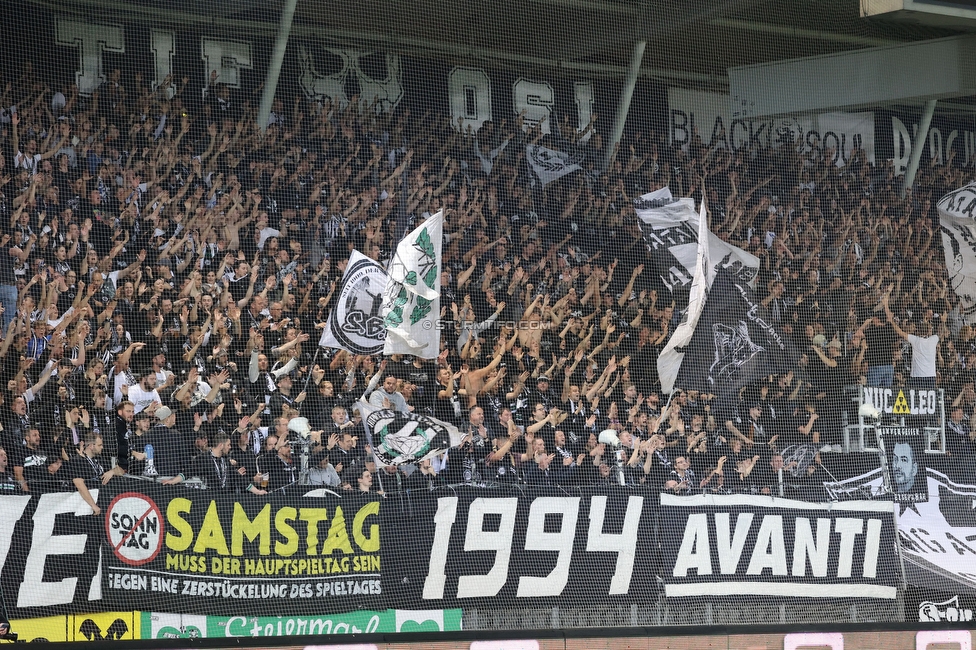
29 0 970 87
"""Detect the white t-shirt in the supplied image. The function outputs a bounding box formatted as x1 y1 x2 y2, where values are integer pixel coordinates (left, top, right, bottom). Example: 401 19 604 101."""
907 334 939 378
96 270 123 300
126 384 162 413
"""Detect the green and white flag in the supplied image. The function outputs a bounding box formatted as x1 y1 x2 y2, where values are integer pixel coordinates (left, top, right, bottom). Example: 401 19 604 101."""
381 210 444 358
356 400 462 467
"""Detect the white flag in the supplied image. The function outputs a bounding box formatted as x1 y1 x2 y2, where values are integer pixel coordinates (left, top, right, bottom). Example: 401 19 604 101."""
381 210 444 358
939 183 976 324
525 144 582 186
658 199 710 394
318 250 389 355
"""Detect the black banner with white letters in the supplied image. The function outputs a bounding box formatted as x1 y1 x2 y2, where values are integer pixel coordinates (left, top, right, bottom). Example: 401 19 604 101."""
659 493 899 599
908 586 976 623
0 482 911 623
0 491 103 621
385 487 659 607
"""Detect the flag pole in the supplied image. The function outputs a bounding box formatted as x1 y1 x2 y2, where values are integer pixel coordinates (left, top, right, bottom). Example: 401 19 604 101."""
301 346 322 395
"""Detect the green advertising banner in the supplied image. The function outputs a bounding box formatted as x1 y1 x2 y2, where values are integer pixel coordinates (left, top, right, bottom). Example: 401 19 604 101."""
140 609 463 639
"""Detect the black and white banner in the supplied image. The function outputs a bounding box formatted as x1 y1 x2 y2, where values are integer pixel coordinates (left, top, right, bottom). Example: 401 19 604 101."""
939 183 976 324
908 586 976 623
525 145 584 187
355 400 462 467
659 493 899 599
635 190 759 393
0 491 103 620
387 488 658 606
672 269 797 402
669 88 875 166
898 469 976 593
634 188 758 298
319 250 389 355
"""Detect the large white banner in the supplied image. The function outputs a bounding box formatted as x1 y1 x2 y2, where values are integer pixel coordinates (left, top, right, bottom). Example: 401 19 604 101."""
669 88 875 166
939 183 976 324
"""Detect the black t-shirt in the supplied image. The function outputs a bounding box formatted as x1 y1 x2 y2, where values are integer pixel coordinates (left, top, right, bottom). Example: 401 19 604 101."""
67 453 105 485
258 452 297 492
15 444 55 486
189 452 237 490
0 470 18 493
0 244 18 285
127 431 150 476
146 425 191 477
865 322 896 366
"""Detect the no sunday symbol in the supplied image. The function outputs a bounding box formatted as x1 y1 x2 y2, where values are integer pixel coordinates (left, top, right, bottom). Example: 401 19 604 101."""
105 492 165 566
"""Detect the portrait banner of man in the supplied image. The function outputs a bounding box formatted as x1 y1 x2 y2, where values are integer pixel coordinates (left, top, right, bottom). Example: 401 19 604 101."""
880 427 929 503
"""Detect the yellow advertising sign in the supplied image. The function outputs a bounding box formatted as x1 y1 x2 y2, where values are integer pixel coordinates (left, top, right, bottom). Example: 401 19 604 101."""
68 611 140 641
7 615 68 643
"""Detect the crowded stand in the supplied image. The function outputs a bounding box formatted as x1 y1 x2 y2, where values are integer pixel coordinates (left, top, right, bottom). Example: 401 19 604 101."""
0 62 972 505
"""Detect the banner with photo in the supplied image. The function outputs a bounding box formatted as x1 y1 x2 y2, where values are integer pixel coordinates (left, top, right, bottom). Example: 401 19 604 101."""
318 250 390 355
898 469 976 595
877 425 929 503
659 493 899 599
939 183 976 324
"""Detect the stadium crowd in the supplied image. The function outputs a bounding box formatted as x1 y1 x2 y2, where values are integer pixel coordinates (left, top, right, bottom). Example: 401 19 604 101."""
0 64 974 501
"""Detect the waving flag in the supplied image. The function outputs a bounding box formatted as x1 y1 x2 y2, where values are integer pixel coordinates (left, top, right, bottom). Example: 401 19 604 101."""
356 400 462 467
381 210 444 358
319 249 389 354
939 183 976 323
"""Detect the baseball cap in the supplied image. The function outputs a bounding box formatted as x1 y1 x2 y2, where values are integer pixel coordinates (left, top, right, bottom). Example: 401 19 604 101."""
155 406 173 420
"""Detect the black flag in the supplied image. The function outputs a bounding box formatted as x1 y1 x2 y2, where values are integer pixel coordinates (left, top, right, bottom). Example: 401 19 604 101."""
674 269 798 401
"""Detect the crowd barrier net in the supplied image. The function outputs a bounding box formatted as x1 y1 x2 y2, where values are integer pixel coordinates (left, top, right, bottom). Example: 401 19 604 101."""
0 0 975 642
